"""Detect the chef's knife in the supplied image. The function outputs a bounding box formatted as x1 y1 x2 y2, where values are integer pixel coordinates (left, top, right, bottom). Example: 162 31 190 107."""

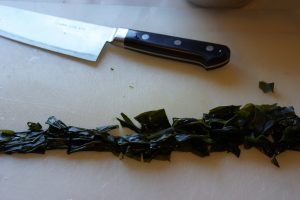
0 5 230 70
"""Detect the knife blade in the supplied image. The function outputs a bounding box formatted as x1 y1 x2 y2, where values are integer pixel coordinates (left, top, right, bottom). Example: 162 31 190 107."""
0 5 230 70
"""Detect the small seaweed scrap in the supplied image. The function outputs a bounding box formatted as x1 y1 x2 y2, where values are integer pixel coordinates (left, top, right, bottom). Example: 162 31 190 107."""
259 81 274 93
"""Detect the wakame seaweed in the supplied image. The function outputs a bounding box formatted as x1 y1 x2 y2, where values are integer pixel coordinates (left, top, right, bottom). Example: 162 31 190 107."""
259 81 274 93
1 104 300 167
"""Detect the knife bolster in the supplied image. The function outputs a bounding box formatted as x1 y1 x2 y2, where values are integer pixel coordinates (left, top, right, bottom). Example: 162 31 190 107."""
111 28 129 47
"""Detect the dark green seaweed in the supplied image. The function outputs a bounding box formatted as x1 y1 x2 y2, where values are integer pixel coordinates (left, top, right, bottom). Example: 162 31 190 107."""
1 104 300 167
259 81 274 93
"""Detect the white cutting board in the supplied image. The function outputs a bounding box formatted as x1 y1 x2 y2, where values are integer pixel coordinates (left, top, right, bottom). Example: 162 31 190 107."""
0 1 300 200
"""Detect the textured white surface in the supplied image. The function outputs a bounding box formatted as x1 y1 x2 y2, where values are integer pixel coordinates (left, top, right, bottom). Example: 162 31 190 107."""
0 1 300 200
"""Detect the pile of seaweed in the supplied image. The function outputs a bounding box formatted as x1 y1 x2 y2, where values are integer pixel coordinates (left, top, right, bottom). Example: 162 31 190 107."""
1 104 300 167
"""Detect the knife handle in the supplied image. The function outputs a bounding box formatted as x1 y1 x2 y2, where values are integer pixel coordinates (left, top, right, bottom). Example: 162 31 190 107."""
113 28 230 70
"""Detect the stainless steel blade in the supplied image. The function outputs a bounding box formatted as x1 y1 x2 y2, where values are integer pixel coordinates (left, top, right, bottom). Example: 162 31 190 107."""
0 5 117 61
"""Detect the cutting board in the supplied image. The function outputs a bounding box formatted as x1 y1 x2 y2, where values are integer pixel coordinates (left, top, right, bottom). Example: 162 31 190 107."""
1 1 300 200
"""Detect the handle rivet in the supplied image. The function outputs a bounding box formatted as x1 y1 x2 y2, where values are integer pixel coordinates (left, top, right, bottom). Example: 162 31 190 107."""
174 40 182 46
206 45 214 52
141 34 150 40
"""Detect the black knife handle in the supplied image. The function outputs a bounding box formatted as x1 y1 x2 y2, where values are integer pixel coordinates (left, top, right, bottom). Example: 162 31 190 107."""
123 29 230 70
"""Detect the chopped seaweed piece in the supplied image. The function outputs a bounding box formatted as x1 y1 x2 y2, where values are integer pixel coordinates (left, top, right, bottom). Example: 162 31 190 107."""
259 81 274 93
